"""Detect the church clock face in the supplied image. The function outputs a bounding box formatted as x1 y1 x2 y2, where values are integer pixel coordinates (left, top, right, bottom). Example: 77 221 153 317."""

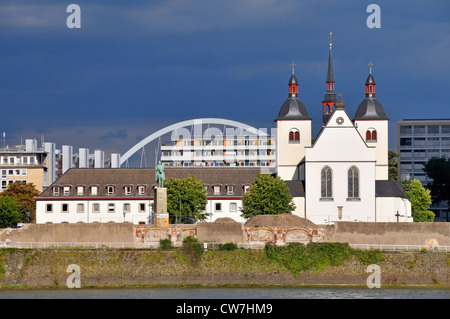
336 117 344 125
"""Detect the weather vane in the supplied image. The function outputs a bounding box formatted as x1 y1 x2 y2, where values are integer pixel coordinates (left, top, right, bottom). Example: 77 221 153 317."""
368 61 373 74
290 61 296 74
329 32 333 48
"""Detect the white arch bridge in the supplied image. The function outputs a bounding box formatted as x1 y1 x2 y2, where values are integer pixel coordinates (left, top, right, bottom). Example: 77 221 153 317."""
119 118 273 167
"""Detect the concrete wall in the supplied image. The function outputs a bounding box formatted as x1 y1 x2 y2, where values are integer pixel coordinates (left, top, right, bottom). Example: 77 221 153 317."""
1 221 449 247
1 222 135 243
331 222 450 246
196 222 245 243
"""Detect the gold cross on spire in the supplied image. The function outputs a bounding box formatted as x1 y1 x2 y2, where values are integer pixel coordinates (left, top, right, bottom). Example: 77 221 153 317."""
368 61 373 74
290 61 296 74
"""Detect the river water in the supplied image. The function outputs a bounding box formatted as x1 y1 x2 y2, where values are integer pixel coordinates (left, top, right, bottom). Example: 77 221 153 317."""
0 287 449 299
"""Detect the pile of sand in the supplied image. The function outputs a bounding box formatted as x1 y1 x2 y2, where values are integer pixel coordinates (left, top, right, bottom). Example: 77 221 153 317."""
244 214 316 227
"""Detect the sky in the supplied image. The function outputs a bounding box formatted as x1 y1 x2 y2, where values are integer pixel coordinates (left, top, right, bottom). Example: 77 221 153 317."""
1 0 449 166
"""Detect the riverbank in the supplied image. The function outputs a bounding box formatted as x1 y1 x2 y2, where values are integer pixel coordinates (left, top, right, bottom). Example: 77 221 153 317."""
0 248 449 289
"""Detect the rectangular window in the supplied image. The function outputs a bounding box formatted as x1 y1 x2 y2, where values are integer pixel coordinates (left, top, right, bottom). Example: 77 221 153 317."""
53 187 59 195
400 138 412 146
230 203 237 212
138 186 145 195
61 203 69 213
139 203 146 212
91 186 98 195
92 203 100 213
213 185 220 195
77 203 84 213
107 186 114 195
46 204 53 213
77 186 84 195
124 186 132 195
123 203 130 213
108 203 115 213
227 185 234 195
215 203 222 212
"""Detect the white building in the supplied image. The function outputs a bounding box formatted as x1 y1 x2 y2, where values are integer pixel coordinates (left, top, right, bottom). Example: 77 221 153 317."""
36 167 260 224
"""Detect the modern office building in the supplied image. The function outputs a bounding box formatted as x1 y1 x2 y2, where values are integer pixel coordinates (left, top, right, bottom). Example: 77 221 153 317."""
397 119 450 221
160 130 276 169
0 139 49 193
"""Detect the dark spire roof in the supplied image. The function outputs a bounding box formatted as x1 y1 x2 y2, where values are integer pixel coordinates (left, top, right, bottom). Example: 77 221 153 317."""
327 43 335 83
354 72 389 121
289 73 298 85
276 72 311 121
276 97 311 121
366 73 375 85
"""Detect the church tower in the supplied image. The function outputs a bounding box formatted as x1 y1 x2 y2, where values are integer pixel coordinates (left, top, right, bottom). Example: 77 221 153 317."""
322 32 337 125
353 63 389 180
275 64 312 181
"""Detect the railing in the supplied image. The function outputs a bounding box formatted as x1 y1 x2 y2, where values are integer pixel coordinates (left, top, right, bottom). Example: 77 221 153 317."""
1 241 449 252
349 244 449 252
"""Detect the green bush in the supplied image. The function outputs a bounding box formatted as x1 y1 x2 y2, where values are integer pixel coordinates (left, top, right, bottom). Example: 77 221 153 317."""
264 242 381 277
219 242 238 251
159 239 173 250
182 236 204 264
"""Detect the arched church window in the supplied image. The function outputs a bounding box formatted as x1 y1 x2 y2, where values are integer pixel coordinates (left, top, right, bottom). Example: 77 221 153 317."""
289 129 300 144
321 166 332 198
366 128 377 142
348 166 359 198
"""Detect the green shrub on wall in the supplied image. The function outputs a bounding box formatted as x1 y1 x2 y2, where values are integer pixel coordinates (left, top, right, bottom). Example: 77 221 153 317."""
265 242 384 277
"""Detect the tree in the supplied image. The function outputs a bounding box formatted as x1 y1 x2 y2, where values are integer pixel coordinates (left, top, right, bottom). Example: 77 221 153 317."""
402 179 434 222
0 181 40 223
0 196 21 228
241 174 295 219
165 175 208 223
423 157 450 212
388 150 399 181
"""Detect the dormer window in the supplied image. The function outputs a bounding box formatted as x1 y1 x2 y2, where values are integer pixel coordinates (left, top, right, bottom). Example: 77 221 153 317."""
138 185 146 195
243 185 251 193
63 186 70 196
227 185 235 195
124 185 132 195
76 186 84 195
107 185 115 195
91 185 98 195
213 185 221 195
53 186 59 196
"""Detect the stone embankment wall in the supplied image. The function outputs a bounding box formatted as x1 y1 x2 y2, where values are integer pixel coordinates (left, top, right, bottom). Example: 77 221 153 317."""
1 221 449 247
0 249 449 287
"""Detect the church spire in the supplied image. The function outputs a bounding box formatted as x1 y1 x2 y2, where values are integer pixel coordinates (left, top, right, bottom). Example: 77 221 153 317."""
322 32 337 124
365 61 376 97
288 62 299 98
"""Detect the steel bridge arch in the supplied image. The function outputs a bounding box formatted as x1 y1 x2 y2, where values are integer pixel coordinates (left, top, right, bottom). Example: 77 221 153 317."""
119 118 269 166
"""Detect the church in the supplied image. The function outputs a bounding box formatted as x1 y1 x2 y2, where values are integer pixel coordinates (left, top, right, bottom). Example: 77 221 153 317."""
276 37 412 224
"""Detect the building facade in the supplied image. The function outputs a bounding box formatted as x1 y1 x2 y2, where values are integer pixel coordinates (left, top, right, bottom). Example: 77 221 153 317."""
1 139 49 193
36 167 260 224
397 119 450 221
161 132 276 169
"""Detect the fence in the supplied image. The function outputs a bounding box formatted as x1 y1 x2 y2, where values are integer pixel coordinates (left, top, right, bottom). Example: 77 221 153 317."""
2 241 449 252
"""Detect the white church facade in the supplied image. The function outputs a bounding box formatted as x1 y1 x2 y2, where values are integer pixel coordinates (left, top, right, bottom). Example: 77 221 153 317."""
276 41 412 224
